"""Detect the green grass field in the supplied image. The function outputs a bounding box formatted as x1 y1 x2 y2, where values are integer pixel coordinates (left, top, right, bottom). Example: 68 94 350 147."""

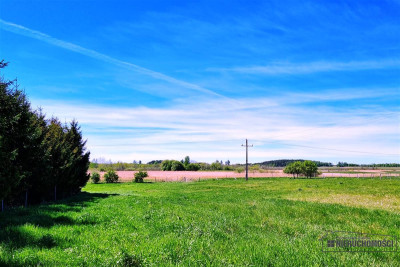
1 178 399 266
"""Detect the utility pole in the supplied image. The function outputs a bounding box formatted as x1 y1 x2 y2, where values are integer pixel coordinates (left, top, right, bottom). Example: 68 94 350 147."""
241 139 253 181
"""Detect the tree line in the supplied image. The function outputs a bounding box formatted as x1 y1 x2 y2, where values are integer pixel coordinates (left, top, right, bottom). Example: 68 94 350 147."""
0 61 90 210
259 159 333 167
337 162 400 168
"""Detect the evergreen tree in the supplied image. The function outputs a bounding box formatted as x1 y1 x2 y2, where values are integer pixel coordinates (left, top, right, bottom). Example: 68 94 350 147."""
0 60 34 203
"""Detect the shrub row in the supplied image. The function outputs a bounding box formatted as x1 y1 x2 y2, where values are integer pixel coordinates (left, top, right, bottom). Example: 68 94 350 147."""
90 170 148 183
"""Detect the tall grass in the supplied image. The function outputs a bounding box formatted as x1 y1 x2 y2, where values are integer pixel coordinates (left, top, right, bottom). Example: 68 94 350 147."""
0 178 399 266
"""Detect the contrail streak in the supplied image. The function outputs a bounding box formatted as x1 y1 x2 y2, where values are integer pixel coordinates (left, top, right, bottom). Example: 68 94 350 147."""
0 19 225 98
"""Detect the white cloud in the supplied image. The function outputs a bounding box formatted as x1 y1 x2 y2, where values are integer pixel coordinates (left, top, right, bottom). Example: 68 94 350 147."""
30 94 400 164
208 59 400 75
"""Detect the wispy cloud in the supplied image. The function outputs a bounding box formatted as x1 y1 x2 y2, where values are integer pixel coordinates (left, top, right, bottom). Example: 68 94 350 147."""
283 88 400 103
31 94 400 163
208 60 400 75
0 19 224 98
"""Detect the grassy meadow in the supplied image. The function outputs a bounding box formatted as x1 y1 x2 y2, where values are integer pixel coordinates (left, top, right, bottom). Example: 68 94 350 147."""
0 177 399 266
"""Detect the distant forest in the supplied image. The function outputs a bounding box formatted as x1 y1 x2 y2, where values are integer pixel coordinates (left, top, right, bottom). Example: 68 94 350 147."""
258 159 400 168
258 159 333 167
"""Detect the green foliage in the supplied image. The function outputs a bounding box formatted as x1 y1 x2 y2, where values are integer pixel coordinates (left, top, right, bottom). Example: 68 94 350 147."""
183 156 190 166
161 160 173 171
104 170 119 183
161 160 186 171
249 164 261 171
210 161 223 170
0 60 34 200
147 160 162 164
302 160 318 178
235 167 244 173
337 161 360 167
116 251 143 267
134 171 148 183
115 161 128 171
284 161 318 178
198 162 211 171
284 161 303 178
185 163 200 171
260 159 333 167
1 178 400 265
223 165 234 171
0 61 90 204
171 161 185 171
89 162 99 169
91 172 100 184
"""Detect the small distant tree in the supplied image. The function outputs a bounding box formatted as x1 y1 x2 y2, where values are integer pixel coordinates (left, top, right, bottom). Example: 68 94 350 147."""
134 171 148 183
283 164 294 178
104 170 119 183
91 172 100 183
302 160 318 178
184 156 190 166
284 161 303 178
225 160 230 166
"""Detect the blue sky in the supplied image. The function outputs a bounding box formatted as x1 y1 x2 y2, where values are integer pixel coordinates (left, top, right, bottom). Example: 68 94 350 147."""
1 0 399 164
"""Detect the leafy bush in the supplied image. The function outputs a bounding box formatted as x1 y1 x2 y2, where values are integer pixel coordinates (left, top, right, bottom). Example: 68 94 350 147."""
161 160 172 171
104 170 119 183
134 171 148 183
199 162 211 170
91 172 100 183
171 161 185 171
210 161 223 170
223 166 234 171
249 164 261 172
185 163 200 171
235 167 244 173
